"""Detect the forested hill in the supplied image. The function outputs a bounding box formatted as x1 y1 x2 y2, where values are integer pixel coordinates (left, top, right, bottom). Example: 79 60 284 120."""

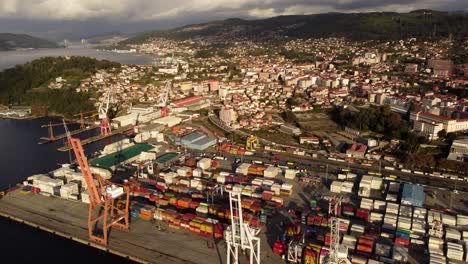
0 33 59 51
124 10 468 44
0 57 120 116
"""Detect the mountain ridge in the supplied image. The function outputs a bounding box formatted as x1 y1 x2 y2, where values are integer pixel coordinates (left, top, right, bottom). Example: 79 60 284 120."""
122 10 468 44
0 33 59 51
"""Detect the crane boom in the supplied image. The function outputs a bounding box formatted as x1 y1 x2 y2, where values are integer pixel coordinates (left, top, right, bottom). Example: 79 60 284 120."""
98 87 113 135
62 119 130 246
158 81 171 117
63 119 101 205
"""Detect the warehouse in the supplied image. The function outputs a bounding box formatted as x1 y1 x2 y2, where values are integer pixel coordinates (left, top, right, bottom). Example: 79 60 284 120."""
152 116 182 127
90 144 155 171
113 113 138 127
180 131 217 150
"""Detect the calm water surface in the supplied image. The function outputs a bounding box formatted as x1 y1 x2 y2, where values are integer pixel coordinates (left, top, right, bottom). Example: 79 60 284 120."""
0 117 131 263
0 45 155 70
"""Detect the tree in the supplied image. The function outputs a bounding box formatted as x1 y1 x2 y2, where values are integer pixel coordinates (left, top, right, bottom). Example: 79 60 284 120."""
437 129 447 139
278 75 285 85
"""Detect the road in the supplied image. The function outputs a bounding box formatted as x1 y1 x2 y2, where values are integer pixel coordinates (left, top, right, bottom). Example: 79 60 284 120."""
206 114 468 192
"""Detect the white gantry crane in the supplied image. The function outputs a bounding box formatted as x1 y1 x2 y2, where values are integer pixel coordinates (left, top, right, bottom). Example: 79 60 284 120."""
157 81 171 117
328 196 351 264
226 191 261 264
98 87 113 135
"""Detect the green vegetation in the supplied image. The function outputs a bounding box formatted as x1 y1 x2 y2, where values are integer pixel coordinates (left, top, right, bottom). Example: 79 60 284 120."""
123 11 468 44
331 105 427 153
0 56 121 116
0 33 59 51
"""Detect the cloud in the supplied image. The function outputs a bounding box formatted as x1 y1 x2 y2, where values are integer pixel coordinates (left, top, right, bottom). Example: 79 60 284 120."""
0 0 466 40
0 0 466 21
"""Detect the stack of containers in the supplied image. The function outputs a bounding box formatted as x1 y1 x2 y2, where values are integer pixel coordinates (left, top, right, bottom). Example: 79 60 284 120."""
237 163 251 175
284 169 298 180
388 182 400 193
270 183 281 195
430 253 447 264
342 205 355 217
442 214 457 226
197 158 212 170
446 228 461 240
53 186 61 196
356 235 374 255
446 241 464 261
428 237 445 257
370 211 383 223
33 175 64 195
280 183 293 197
337 173 346 180
60 182 78 199
263 166 281 178
342 235 357 251
373 200 386 211
383 202 399 231
251 177 263 187
177 166 192 177
393 245 408 263
346 172 357 180
192 168 202 177
196 203 209 216
330 181 342 193
370 176 383 190
457 214 468 227
395 228 411 247
356 209 370 222
81 190 90 204
359 176 372 197
352 254 368 264
360 198 374 210
341 182 354 193
139 205 154 221
374 241 392 258
412 207 427 231
247 165 266 177
351 224 365 236
303 244 321 264
385 192 398 202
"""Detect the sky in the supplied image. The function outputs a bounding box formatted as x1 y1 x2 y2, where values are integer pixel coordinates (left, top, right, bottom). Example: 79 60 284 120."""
0 0 467 40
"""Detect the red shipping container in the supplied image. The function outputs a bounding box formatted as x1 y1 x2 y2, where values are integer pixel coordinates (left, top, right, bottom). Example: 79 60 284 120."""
395 238 410 247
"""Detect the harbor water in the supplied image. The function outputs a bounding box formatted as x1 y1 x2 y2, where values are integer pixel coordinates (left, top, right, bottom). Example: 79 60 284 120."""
0 117 131 263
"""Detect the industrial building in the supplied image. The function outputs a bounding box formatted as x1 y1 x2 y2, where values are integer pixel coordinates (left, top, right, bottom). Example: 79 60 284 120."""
90 144 155 170
152 116 182 127
171 96 210 111
180 131 217 150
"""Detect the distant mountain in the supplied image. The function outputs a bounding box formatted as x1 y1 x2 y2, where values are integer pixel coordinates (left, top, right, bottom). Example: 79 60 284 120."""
0 33 59 51
123 10 468 44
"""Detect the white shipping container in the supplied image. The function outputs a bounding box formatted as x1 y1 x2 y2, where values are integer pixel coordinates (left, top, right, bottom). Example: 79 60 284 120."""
264 166 281 178
373 200 386 211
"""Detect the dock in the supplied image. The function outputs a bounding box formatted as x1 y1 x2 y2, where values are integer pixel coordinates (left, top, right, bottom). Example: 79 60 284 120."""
38 126 98 144
57 125 133 152
0 189 226 264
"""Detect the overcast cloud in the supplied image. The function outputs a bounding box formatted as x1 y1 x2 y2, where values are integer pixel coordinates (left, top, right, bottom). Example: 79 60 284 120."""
0 0 466 40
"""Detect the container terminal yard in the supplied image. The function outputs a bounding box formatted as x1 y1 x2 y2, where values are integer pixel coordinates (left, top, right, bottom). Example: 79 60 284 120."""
2 91 468 264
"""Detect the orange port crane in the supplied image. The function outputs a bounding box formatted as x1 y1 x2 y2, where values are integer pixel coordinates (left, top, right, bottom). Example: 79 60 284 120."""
62 119 130 245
